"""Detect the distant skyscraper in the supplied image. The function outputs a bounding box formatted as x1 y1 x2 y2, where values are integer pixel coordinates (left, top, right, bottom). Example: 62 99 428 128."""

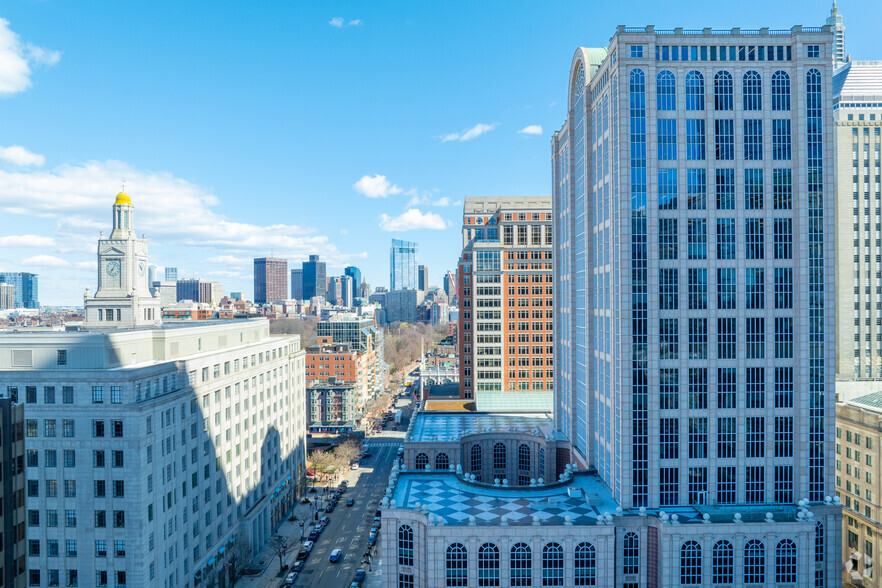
443 272 457 304
254 257 288 304
390 239 418 290
827 1 845 64
291 269 303 300
340 275 354 308
164 266 178 282
417 264 429 292
148 264 159 285
176 278 213 304
0 272 38 309
0 283 14 310
344 266 362 301
302 255 327 300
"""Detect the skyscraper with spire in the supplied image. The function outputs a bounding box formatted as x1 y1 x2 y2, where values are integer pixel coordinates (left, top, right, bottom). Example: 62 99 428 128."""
827 1 846 65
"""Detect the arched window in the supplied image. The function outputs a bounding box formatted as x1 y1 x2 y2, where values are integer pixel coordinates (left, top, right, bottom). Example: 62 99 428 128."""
446 543 468 587
775 539 797 584
471 444 483 481
685 71 705 111
623 532 639 574
538 447 545 479
743 71 762 110
712 540 734 584
493 443 506 471
815 521 825 563
510 543 532 587
541 542 564 586
574 542 596 586
398 525 414 566
771 71 791 111
744 540 765 584
518 444 531 485
478 542 500 587
657 70 676 110
415 453 429 470
680 541 702 585
436 453 450 471
714 71 733 111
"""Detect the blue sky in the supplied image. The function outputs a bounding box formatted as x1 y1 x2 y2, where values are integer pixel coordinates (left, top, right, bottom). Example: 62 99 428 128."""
0 0 879 305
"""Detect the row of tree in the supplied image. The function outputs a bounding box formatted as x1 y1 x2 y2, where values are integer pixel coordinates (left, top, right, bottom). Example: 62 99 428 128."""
383 321 449 374
308 439 363 478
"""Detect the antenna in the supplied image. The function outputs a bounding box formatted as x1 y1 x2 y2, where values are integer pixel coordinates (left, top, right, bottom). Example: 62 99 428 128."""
121 179 127 192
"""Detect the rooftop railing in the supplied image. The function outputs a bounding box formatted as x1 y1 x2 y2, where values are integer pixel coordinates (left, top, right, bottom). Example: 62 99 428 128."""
618 24 830 36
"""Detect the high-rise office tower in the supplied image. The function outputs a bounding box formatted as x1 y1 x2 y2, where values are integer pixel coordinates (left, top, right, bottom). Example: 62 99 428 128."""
164 267 178 282
443 271 457 305
417 264 429 292
340 275 354 308
0 272 39 309
253 257 288 304
301 255 327 300
0 283 14 310
550 21 840 577
390 239 418 290
457 197 553 410
176 279 213 304
344 266 361 301
827 1 845 65
290 269 303 300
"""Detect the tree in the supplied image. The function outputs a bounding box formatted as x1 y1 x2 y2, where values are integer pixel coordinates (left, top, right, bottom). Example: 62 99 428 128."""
225 538 252 586
270 318 318 347
335 439 362 467
267 535 292 574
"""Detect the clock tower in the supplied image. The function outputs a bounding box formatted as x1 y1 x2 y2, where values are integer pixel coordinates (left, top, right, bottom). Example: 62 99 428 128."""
83 191 162 328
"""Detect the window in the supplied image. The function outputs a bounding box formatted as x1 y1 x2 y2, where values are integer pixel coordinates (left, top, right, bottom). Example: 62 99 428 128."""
658 168 677 209
746 466 765 503
62 419 75 438
688 418 707 459
718 317 737 359
446 543 467 587
744 168 763 209
746 367 765 409
712 540 734 584
688 466 707 504
111 420 123 437
774 464 793 504
540 543 564 587
718 368 736 409
686 120 705 160
110 386 122 404
774 539 797 583
807 44 820 58
574 542 596 586
680 541 701 585
397 525 414 566
518 444 531 474
773 218 792 259
685 70 704 110
746 317 765 359
715 168 735 209
623 532 639 574
687 269 707 310
745 219 764 259
686 169 706 209
659 466 678 505
773 120 791 160
660 369 679 410
715 119 734 160
745 268 764 309
687 219 707 259
718 466 736 504
744 540 766 584
62 386 74 404
493 443 506 471
718 416 736 459
471 444 482 479
775 317 793 359
743 71 762 110
657 119 677 160
773 169 792 209
657 70 676 110
93 420 105 437
659 318 678 360
659 268 678 310
478 543 500 587
775 367 794 408
630 45 644 58
92 386 104 403
659 218 678 259
714 71 733 110
744 119 763 160
510 543 532 587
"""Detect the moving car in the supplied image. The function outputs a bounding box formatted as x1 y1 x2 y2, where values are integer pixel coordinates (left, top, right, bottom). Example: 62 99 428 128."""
346 498 355 506
351 462 359 470
329 548 342 563
351 569 367 586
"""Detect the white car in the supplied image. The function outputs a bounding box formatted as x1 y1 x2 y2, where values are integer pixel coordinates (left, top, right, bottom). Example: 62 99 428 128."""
351 462 359 470
302 540 314 553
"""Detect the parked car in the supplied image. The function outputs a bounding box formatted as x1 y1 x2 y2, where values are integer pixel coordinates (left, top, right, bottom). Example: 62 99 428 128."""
329 548 342 563
351 462 359 470
367 533 376 547
373 517 382 528
284 571 298 585
307 530 319 541
375 509 382 517
319 515 330 525
351 569 367 586
346 498 355 507
302 540 314 553
326 504 334 513
292 559 305 572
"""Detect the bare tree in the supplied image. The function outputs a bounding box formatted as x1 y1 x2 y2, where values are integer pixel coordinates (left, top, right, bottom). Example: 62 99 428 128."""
225 537 252 586
267 535 292 574
335 439 362 467
270 318 318 347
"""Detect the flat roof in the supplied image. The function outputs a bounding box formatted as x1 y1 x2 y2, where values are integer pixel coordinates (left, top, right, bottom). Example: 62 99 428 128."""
409 411 553 443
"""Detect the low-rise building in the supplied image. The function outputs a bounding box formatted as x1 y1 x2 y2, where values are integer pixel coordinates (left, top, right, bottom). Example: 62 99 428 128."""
306 378 358 433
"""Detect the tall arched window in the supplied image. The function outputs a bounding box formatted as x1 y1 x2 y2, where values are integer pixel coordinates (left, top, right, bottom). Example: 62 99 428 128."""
471 444 483 481
685 71 705 111
436 453 450 471
478 543 500 587
815 521 825 563
771 71 791 111
518 444 531 485
680 541 702 585
446 543 468 587
493 443 506 472
623 532 639 575
574 542 596 586
714 71 733 111
744 540 765 584
541 542 564 586
510 543 532 587
657 70 676 110
775 539 797 584
415 453 429 470
398 525 414 566
743 71 762 110
712 540 734 584
538 447 545 479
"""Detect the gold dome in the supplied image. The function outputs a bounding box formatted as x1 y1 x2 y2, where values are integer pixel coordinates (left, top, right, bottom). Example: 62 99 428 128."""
114 191 132 206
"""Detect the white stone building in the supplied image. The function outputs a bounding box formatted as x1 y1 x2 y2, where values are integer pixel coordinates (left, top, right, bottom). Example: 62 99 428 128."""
0 193 307 588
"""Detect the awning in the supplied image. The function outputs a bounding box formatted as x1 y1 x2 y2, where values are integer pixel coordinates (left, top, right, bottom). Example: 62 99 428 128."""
218 546 226 555
207 557 216 566
228 536 236 544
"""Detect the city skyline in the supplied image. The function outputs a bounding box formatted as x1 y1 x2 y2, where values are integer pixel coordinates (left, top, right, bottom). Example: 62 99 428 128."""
1 1 878 305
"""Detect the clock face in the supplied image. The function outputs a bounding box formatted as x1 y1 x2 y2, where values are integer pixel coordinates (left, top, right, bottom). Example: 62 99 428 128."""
138 261 146 276
106 260 121 276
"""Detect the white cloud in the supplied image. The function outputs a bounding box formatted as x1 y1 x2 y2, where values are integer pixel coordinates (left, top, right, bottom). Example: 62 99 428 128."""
0 18 61 96
73 261 97 270
21 254 68 267
0 145 45 166
329 17 344 27
0 234 54 247
517 124 543 136
340 228 349 235
348 20 363 26
205 255 250 266
378 209 447 232
440 123 498 142
330 17 362 28
353 174 403 198
406 191 455 208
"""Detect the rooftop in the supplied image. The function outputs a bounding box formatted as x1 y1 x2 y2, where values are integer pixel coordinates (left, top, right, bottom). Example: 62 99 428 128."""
834 60 882 101
409 411 553 443
463 196 552 215
845 390 882 412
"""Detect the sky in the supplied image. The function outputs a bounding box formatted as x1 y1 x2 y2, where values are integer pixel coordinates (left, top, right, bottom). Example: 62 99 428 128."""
0 0 879 305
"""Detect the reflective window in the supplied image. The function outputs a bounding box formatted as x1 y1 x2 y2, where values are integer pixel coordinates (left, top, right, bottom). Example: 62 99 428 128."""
685 70 705 110
511 543 532 587
712 540 734 584
743 71 762 110
657 70 676 110
446 543 468 587
573 542 596 586
398 525 414 566
541 542 564 586
714 71 734 110
478 543 500 586
680 541 702 585
744 540 766 584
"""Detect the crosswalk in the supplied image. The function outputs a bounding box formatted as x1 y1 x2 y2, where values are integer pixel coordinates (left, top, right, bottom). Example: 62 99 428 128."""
364 440 404 447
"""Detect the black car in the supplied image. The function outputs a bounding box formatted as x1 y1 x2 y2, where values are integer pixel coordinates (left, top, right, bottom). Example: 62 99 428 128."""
308 530 320 541
326 504 334 513
375 509 382 517
346 498 355 506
